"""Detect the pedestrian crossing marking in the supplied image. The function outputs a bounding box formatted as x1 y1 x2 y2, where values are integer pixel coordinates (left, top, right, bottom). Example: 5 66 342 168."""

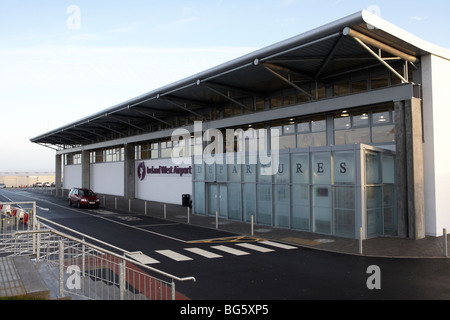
236 243 275 253
155 250 193 261
260 240 297 250
184 248 223 259
133 240 297 264
211 245 250 256
126 252 160 265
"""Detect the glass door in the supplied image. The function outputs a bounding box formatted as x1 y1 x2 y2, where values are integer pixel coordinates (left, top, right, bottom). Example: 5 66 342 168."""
207 183 228 218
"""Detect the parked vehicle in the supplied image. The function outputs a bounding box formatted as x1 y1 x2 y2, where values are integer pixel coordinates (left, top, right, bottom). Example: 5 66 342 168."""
68 188 100 208
0 183 6 189
35 182 43 187
43 182 51 187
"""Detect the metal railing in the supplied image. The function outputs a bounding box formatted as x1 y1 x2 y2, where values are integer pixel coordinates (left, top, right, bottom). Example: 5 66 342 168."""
1 201 196 300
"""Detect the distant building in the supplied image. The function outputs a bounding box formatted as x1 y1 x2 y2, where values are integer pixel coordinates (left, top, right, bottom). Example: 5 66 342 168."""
0 172 55 188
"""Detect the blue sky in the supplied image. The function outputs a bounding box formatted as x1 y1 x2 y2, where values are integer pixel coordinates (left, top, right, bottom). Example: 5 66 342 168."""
1 0 450 172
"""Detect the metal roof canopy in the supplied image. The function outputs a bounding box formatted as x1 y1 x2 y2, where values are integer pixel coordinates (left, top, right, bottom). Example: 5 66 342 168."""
30 10 450 150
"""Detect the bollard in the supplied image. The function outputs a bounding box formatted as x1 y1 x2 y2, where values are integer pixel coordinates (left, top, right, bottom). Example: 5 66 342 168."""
144 201 147 215
187 207 190 224
128 199 131 213
251 215 254 237
115 197 117 210
359 227 363 255
216 211 219 230
444 228 448 258
164 203 167 219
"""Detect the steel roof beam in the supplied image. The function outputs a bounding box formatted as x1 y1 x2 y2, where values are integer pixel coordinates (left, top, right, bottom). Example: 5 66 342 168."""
129 108 172 127
349 36 409 84
315 35 344 80
260 63 315 100
204 81 263 99
71 127 110 140
204 85 252 111
93 122 127 137
108 116 148 132
343 27 419 64
161 98 204 119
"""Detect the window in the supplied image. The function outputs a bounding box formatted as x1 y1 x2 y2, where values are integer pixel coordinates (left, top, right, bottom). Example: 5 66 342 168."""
371 74 389 89
104 148 123 162
270 97 283 109
311 86 326 100
161 140 172 158
334 107 394 146
333 82 350 96
297 116 326 148
136 142 159 160
66 153 81 165
334 110 370 145
352 80 368 93
372 109 395 143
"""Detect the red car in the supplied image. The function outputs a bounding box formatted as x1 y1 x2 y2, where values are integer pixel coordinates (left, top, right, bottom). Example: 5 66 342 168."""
68 188 100 208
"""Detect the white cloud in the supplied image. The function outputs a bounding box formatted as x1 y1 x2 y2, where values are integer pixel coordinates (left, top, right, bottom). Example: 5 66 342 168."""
411 15 428 21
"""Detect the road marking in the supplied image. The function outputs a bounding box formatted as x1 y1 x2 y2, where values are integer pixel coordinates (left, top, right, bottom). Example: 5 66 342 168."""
211 245 250 256
188 235 265 244
116 216 142 222
236 243 275 253
126 252 160 265
260 240 297 250
184 248 223 259
155 250 193 262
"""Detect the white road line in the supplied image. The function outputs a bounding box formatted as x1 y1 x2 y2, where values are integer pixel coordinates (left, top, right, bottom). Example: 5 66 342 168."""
211 245 250 256
126 252 160 265
260 240 297 250
1 189 187 243
236 243 275 253
184 248 223 259
155 250 193 262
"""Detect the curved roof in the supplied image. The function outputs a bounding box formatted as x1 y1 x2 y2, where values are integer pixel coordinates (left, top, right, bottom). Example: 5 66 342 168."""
30 10 450 150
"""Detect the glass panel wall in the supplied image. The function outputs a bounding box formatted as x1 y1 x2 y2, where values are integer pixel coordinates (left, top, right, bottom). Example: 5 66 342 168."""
192 145 396 240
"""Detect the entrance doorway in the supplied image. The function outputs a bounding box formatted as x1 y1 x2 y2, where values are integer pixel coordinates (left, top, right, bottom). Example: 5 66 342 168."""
207 183 228 218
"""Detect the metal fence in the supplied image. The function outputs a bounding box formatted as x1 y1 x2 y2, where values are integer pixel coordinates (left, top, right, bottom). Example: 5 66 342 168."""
0 201 196 300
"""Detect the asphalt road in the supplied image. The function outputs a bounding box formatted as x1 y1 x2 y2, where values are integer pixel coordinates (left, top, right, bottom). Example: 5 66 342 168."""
1 188 450 301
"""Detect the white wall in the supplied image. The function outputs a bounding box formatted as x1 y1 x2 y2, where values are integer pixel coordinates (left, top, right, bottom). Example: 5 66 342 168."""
90 162 124 196
422 54 450 236
63 165 81 190
135 157 192 205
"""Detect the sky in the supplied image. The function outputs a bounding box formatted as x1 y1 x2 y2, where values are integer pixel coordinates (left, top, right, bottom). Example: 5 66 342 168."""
1 0 450 172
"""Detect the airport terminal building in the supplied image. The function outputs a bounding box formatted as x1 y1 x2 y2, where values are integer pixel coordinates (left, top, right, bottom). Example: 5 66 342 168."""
31 11 450 240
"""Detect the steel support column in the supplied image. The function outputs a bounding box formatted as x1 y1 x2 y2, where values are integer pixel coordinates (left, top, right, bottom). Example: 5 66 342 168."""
125 143 135 200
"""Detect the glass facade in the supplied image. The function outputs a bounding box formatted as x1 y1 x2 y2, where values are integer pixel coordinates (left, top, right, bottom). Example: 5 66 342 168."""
193 144 397 239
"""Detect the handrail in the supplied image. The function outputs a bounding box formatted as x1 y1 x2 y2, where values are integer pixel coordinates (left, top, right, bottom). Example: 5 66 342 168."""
37 216 133 256
13 228 196 283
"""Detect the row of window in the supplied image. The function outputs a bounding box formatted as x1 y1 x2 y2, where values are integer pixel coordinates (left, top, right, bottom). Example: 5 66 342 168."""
66 104 395 164
64 147 125 165
135 105 395 160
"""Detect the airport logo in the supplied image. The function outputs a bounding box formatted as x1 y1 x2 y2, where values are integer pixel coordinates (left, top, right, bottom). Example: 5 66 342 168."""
137 162 146 181
137 161 192 181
